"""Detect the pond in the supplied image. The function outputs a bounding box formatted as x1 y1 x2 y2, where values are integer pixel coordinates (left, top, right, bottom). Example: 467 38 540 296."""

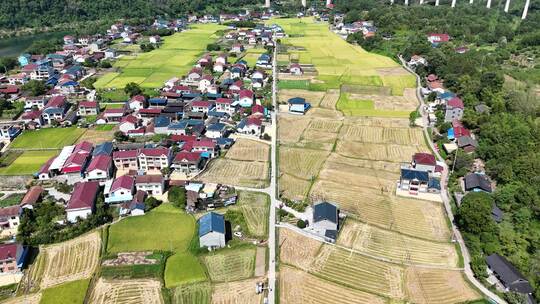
0 31 69 57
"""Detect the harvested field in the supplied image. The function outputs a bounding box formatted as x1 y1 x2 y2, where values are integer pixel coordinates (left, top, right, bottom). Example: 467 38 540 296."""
306 108 343 119
89 278 163 304
280 266 386 304
335 141 426 162
173 282 211 304
278 115 311 143
309 180 451 241
199 158 269 188
317 160 398 191
279 147 329 180
376 67 412 76
224 139 269 162
102 252 157 266
1 293 41 304
306 119 342 133
325 153 399 173
405 267 480 304
278 173 311 201
319 89 340 109
279 228 322 271
202 247 256 282
37 232 101 289
278 89 325 106
312 245 404 299
78 129 115 144
340 125 425 145
211 278 264 304
342 116 411 128
348 90 417 111
254 247 266 277
237 191 269 237
337 220 458 267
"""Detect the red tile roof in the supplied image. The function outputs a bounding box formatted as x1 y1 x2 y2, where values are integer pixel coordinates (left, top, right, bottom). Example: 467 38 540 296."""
252 104 264 114
67 181 99 210
246 116 262 126
447 97 464 109
46 95 66 108
62 153 89 173
74 141 93 154
174 151 202 162
0 206 20 218
193 139 216 149
87 155 112 172
170 135 197 143
138 147 169 157
110 175 134 192
104 108 125 115
135 174 163 184
121 115 138 124
21 110 42 120
0 243 19 261
39 156 56 174
239 89 254 99
192 100 211 108
21 186 44 207
131 95 146 102
79 101 98 108
216 98 233 105
453 126 471 138
113 150 138 159
413 153 436 166
139 108 162 114
0 85 19 94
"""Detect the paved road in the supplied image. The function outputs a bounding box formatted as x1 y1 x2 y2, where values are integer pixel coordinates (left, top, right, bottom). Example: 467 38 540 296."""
399 56 506 304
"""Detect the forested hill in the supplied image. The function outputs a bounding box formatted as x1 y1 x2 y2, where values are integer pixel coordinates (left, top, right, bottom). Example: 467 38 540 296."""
0 0 258 31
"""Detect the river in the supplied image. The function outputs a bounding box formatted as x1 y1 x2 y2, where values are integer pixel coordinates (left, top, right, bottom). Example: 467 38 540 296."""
0 31 69 57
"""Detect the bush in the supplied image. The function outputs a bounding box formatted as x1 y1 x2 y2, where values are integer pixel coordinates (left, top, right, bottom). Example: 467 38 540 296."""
168 186 186 209
296 219 306 229
206 43 221 51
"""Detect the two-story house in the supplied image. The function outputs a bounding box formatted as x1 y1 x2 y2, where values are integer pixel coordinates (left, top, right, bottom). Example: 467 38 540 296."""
138 148 171 172
135 175 165 196
105 175 135 204
113 150 139 171
77 101 99 116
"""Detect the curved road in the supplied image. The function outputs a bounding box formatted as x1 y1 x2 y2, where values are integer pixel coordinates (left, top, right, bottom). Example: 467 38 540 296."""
399 56 506 304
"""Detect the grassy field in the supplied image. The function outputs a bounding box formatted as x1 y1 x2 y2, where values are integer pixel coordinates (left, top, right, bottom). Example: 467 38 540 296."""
336 93 410 117
0 150 58 176
202 247 256 282
94 124 116 131
94 24 225 89
39 279 90 304
10 127 86 149
0 193 24 207
235 191 269 237
164 252 207 287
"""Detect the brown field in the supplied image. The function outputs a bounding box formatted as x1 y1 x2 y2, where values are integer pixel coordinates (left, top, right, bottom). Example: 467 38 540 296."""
376 67 412 76
279 147 329 180
335 141 426 162
279 228 322 271
278 89 325 106
38 232 101 289
309 180 451 241
342 116 411 128
300 130 338 146
278 173 311 201
278 115 311 143
280 266 387 304
211 278 264 304
337 220 458 267
305 108 343 119
405 267 480 304
1 293 41 304
89 278 163 304
348 89 417 111
312 245 404 299
340 125 425 145
325 153 399 173
317 160 398 192
319 89 340 109
202 248 255 282
199 158 269 188
307 119 342 133
78 129 115 144
225 139 269 162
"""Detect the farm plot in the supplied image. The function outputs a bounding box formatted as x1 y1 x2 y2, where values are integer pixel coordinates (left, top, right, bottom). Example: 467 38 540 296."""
335 141 426 162
347 92 417 112
202 247 256 282
37 232 101 289
211 278 264 304
405 267 481 304
224 139 269 162
199 158 269 188
311 245 404 299
10 127 86 149
278 89 325 106
306 119 342 133
343 116 412 128
319 89 340 109
317 160 398 191
78 128 115 144
1 293 41 304
89 278 163 304
309 180 451 241
40 279 90 304
0 150 58 176
280 266 386 304
337 220 458 267
278 115 311 143
278 228 322 271
278 173 312 201
236 191 269 237
279 147 329 180
340 125 425 145
173 282 211 304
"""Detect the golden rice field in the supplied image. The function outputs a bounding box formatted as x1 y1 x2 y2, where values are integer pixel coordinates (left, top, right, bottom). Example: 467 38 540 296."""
202 248 256 282
335 141 427 163
236 191 269 237
278 89 325 106
319 89 340 109
337 220 458 267
278 116 311 143
211 278 264 304
278 173 312 201
279 147 329 180
279 228 322 271
89 278 163 304
199 158 269 188
32 232 101 289
339 125 425 145
224 139 269 162
280 266 387 304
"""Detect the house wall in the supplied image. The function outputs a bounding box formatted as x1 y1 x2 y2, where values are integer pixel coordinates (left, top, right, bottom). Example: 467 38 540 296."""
105 189 133 204
136 183 164 196
206 130 222 139
0 259 18 273
415 164 435 172
86 169 110 181
199 232 225 248
67 208 92 223
313 219 337 231
289 104 305 114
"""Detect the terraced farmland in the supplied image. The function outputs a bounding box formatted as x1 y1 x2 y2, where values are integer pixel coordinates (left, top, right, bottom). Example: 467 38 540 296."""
89 278 163 304
279 147 329 180
202 247 256 282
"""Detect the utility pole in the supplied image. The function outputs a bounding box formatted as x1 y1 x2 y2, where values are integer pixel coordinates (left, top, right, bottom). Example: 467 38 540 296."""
405 0 409 5
486 0 492 8
504 0 510 12
452 0 457 7
301 0 306 7
265 0 270 8
326 0 331 7
435 0 440 6
419 0 424 4
522 0 530 19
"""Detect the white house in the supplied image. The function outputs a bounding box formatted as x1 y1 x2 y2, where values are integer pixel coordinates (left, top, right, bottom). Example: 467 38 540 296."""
66 181 99 223
85 155 113 183
198 212 226 249
135 175 164 196
104 175 135 204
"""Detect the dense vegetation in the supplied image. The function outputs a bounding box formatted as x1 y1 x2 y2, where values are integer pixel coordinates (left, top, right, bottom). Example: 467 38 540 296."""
339 1 540 302
0 0 259 32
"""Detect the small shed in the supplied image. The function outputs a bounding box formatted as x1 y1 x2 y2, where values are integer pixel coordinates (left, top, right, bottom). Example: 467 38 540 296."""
198 212 226 249
287 97 310 115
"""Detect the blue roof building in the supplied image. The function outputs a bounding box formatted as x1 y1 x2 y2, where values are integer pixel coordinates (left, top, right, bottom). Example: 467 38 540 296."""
198 212 226 248
288 97 311 115
93 142 113 156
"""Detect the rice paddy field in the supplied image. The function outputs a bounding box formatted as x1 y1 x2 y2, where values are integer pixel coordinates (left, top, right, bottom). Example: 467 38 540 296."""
94 24 225 89
199 157 269 188
0 150 58 175
10 127 86 149
89 278 164 304
274 17 482 304
235 191 269 237
202 247 256 282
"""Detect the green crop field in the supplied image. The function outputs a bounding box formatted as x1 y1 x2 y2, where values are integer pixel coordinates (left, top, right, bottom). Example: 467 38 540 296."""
94 24 226 89
202 247 256 282
336 93 410 118
173 282 211 304
0 150 58 175
10 127 86 149
235 191 270 237
40 279 90 304
164 252 207 288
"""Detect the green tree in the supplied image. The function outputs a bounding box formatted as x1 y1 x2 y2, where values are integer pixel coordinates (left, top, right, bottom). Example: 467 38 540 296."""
124 82 143 97
168 186 186 209
22 80 47 96
456 192 497 235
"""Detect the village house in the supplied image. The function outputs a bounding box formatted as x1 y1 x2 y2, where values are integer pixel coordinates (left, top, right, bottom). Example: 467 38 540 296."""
119 115 140 134
0 206 20 235
113 150 139 171
138 148 171 172
408 55 427 67
66 181 99 223
206 123 227 139
412 152 437 173
77 101 99 116
20 186 44 210
287 97 310 115
237 89 254 107
486 254 534 298
289 63 303 75
187 68 203 83
105 175 135 204
444 97 464 122
135 175 164 196
119 190 147 217
93 142 113 157
427 33 450 46
0 125 22 142
61 141 93 175
154 116 171 135
215 98 234 115
237 117 262 136
41 95 69 125
230 43 244 53
312 201 339 241
457 136 479 153
0 243 28 273
98 108 125 124
399 166 441 195
85 154 113 183
25 96 48 110
129 95 146 110
172 152 205 175
192 140 218 158
198 212 226 249
191 100 213 113
464 173 493 193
